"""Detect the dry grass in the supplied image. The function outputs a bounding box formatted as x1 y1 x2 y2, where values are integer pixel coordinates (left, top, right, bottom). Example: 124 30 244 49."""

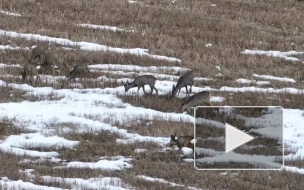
0 150 27 181
0 85 26 103
129 152 304 190
285 156 304 168
1 0 304 189
124 120 193 137
0 118 32 140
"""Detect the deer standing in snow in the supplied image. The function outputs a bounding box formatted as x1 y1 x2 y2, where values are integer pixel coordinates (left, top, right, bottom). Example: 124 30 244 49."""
172 70 194 98
21 60 42 84
123 75 158 95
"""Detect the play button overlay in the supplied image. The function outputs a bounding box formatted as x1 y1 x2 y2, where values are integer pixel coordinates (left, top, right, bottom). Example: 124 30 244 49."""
225 123 254 153
193 106 284 170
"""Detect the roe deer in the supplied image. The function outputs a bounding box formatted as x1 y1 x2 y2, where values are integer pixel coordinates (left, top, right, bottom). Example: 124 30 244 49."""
20 60 42 84
40 52 67 75
66 62 90 81
123 75 158 95
172 70 194 98
169 134 198 162
29 43 49 62
181 91 211 112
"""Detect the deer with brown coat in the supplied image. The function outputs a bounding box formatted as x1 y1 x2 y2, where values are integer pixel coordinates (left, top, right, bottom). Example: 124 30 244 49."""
29 43 49 62
20 60 42 84
66 62 90 81
172 70 194 98
181 91 212 112
123 75 158 95
169 134 198 162
40 52 67 75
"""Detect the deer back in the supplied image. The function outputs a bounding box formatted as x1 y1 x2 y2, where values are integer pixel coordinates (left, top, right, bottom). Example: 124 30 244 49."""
177 136 195 149
135 75 156 85
30 43 49 60
67 62 88 79
170 135 194 150
182 70 194 83
188 91 210 105
181 91 211 111
46 52 60 64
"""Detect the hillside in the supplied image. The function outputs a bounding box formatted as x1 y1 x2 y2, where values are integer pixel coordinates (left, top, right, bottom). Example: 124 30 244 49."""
0 0 304 189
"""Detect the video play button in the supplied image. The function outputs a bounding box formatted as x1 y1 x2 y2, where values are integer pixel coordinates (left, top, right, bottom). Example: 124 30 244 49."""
194 106 283 170
225 123 254 153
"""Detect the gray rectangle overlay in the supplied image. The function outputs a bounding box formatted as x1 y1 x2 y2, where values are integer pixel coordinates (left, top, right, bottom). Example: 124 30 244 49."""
193 106 284 171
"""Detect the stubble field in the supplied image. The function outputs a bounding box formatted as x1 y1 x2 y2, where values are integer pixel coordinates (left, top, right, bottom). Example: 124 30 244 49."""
0 0 304 189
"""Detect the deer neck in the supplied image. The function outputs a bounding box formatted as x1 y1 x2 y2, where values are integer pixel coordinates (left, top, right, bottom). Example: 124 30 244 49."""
127 81 136 87
175 139 183 149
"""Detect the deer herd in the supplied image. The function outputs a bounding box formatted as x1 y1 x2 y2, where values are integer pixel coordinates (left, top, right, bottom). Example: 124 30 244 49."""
21 43 213 162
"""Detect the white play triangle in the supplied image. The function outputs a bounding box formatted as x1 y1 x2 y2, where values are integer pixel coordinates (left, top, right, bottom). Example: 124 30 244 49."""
225 123 254 153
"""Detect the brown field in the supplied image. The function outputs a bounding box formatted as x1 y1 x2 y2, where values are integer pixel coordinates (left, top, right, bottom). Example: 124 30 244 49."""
1 0 304 189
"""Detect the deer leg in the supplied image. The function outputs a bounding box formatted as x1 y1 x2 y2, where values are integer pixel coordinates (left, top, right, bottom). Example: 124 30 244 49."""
26 73 30 84
36 73 41 82
148 85 153 94
177 88 181 96
86 67 90 75
187 107 191 113
137 86 141 95
30 73 34 85
25 74 29 84
178 148 182 162
73 73 78 82
154 86 158 95
142 85 147 94
52 65 55 76
185 86 189 97
80 71 83 82
191 147 196 160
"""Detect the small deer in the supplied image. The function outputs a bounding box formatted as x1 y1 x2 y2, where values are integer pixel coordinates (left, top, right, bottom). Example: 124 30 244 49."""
40 52 67 75
123 75 158 95
66 62 90 81
181 91 212 112
172 70 194 98
169 134 198 162
29 43 49 62
20 60 42 84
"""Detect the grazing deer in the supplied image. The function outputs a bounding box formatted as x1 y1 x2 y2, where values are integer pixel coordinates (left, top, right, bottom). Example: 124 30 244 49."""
66 62 90 81
29 43 49 62
169 134 198 162
172 70 194 98
123 75 158 95
40 52 67 75
20 60 42 84
181 91 212 112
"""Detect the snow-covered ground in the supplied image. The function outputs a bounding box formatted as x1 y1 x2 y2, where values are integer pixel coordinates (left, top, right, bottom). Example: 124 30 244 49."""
0 10 21 17
0 24 304 189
